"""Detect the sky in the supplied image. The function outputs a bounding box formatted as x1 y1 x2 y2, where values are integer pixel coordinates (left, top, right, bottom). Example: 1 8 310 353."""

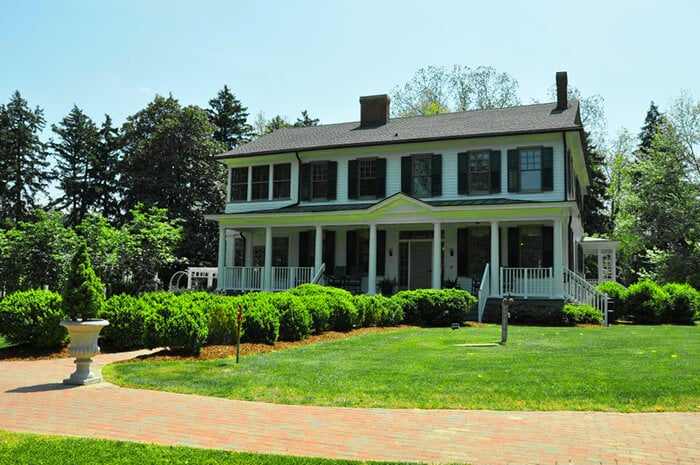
1 0 698 146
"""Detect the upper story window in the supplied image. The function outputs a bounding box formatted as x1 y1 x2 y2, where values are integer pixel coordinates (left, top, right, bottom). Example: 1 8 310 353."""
273 163 291 199
300 161 337 201
348 158 387 199
458 150 501 195
507 147 553 193
230 167 248 202
251 165 270 200
401 154 442 197
311 162 328 200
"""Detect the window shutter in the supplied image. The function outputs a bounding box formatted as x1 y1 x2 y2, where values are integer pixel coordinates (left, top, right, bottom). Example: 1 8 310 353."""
507 150 519 192
457 152 469 195
508 227 520 267
299 230 311 267
542 226 554 268
323 230 336 273
431 154 442 197
347 160 358 199
457 228 469 276
401 156 412 194
376 158 386 198
346 230 357 271
541 147 553 191
490 150 501 193
377 230 386 276
327 161 337 200
300 163 311 200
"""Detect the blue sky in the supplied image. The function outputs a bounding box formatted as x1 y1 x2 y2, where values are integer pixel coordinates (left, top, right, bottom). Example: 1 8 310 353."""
1 0 698 144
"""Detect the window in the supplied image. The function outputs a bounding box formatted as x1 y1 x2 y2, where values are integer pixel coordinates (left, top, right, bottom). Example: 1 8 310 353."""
401 154 441 197
458 151 501 195
311 162 328 199
457 227 490 277
234 237 245 266
507 226 553 268
348 158 386 199
507 147 553 192
272 237 288 267
358 158 377 197
230 167 248 201
251 165 269 200
469 152 490 194
519 227 543 267
300 161 337 201
273 163 291 199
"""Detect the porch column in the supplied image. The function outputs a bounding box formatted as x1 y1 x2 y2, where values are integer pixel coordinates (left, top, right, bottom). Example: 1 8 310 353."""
368 224 377 295
264 226 273 291
553 220 564 297
432 222 441 289
216 226 226 291
611 248 617 282
597 248 604 284
314 225 323 274
490 221 500 297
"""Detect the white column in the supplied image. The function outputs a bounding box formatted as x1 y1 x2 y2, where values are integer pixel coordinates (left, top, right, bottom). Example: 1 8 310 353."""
314 225 323 273
553 220 564 297
432 223 441 289
216 227 226 291
597 248 604 284
611 248 617 282
264 226 273 291
368 224 377 295
490 221 500 297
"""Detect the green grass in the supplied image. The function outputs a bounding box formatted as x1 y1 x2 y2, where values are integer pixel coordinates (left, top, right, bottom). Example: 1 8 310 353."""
0 430 421 465
105 325 700 412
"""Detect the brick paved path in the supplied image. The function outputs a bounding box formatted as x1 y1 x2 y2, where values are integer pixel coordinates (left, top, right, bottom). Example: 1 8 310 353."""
1 352 698 465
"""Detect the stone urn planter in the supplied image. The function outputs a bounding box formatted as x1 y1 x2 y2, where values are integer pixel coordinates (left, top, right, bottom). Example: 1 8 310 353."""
60 319 109 385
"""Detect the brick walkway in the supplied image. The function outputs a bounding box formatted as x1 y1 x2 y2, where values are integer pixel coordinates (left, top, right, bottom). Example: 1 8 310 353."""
0 352 698 465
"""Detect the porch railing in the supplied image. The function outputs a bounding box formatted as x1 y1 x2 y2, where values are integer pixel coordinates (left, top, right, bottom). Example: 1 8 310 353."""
564 269 609 325
477 263 490 323
222 266 315 292
271 266 315 292
500 267 553 297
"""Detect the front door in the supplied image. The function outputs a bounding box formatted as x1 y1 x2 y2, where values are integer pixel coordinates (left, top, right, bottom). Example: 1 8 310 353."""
409 241 432 289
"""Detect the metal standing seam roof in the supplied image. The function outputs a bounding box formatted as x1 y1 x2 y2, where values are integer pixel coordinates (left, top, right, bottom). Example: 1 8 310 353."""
216 100 582 159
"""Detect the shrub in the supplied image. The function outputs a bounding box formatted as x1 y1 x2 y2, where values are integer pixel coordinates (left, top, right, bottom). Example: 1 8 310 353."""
596 281 627 303
237 293 280 344
288 284 357 332
327 295 360 331
270 293 312 341
142 294 209 354
662 283 699 325
623 281 667 324
303 295 332 333
353 294 403 327
99 294 148 350
508 303 563 325
392 289 475 327
562 303 604 326
61 242 105 320
0 290 67 348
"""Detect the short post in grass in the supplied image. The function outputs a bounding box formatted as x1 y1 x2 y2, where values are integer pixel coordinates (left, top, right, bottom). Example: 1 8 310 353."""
236 303 242 363
501 293 514 345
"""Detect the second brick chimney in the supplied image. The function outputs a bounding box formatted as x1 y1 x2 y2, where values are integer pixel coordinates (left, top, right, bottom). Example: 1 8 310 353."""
556 72 568 111
360 94 390 127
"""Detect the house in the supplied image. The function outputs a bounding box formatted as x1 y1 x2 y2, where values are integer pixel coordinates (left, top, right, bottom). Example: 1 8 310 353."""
206 72 615 322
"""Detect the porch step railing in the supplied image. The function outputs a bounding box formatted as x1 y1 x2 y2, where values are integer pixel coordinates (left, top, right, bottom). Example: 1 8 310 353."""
500 267 553 297
477 264 490 323
564 269 609 325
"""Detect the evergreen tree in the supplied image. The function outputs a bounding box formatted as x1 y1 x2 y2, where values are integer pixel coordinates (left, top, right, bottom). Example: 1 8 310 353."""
638 102 664 157
207 85 253 150
0 91 50 225
294 110 319 127
93 115 122 220
264 115 290 134
581 135 611 235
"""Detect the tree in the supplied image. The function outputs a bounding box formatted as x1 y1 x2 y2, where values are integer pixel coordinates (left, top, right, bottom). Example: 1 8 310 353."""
207 85 253 150
0 91 50 226
451 65 520 111
667 89 700 181
93 115 122 220
61 240 104 320
265 115 291 133
294 110 319 127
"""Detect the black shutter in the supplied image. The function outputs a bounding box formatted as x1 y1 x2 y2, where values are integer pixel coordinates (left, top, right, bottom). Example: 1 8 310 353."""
377 230 386 276
300 163 311 200
458 152 469 195
507 150 519 192
457 228 469 276
376 158 386 198
327 161 337 200
542 147 553 191
347 159 358 199
346 230 357 271
323 230 336 273
431 154 442 197
299 231 311 267
508 227 520 267
542 226 554 268
490 150 501 193
401 156 412 194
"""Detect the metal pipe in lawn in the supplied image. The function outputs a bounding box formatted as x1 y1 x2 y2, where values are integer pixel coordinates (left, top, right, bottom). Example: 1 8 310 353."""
501 293 514 345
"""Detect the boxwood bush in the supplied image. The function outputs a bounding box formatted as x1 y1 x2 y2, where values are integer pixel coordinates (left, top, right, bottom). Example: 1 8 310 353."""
392 289 475 326
662 283 700 325
0 290 67 348
623 281 667 324
353 294 403 327
142 293 209 354
507 303 563 325
99 293 148 350
181 292 239 345
270 293 312 341
562 303 604 326
236 293 280 344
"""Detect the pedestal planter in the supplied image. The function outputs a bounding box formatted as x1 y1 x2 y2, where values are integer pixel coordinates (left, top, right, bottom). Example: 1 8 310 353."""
60 319 109 385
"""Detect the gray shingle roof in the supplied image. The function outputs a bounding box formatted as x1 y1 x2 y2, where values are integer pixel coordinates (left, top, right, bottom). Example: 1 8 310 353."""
217 100 581 159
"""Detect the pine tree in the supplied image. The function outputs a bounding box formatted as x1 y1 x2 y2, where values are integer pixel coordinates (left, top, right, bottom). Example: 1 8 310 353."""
638 102 664 157
581 133 611 235
93 115 122 220
207 85 253 150
294 110 319 127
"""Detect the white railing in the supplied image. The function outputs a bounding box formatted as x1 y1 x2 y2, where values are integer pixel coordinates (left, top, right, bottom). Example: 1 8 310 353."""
311 263 326 284
186 267 218 289
222 266 315 292
500 267 553 297
271 266 314 292
223 266 263 292
477 263 490 323
564 269 609 325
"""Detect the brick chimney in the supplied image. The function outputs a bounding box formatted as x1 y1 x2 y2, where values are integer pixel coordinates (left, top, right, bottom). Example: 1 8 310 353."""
360 94 390 127
556 72 568 110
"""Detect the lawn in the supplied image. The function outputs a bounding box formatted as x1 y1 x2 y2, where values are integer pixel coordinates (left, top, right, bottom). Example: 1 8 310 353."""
105 325 700 412
0 430 418 465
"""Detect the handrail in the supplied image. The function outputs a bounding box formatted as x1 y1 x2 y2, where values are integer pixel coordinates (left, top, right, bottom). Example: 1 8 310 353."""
312 263 326 284
477 263 490 323
564 269 609 326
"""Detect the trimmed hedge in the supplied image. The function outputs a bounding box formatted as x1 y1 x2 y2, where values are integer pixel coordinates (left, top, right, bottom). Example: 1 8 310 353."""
99 293 148 351
0 290 67 348
562 303 604 326
270 293 313 341
353 294 403 327
392 289 476 326
236 293 279 344
662 283 700 325
623 281 667 324
142 293 209 354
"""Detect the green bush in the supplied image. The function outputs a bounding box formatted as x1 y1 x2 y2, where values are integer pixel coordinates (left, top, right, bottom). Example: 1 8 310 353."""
624 281 667 324
353 294 403 327
181 292 240 345
142 294 209 354
61 242 105 320
392 289 476 326
562 303 604 326
0 290 67 348
662 283 699 325
237 293 280 344
99 294 148 350
508 303 563 325
303 295 332 333
289 284 357 332
596 281 627 303
270 293 312 341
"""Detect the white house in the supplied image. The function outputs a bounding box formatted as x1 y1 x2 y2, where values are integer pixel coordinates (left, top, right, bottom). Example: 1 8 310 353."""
206 72 613 321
